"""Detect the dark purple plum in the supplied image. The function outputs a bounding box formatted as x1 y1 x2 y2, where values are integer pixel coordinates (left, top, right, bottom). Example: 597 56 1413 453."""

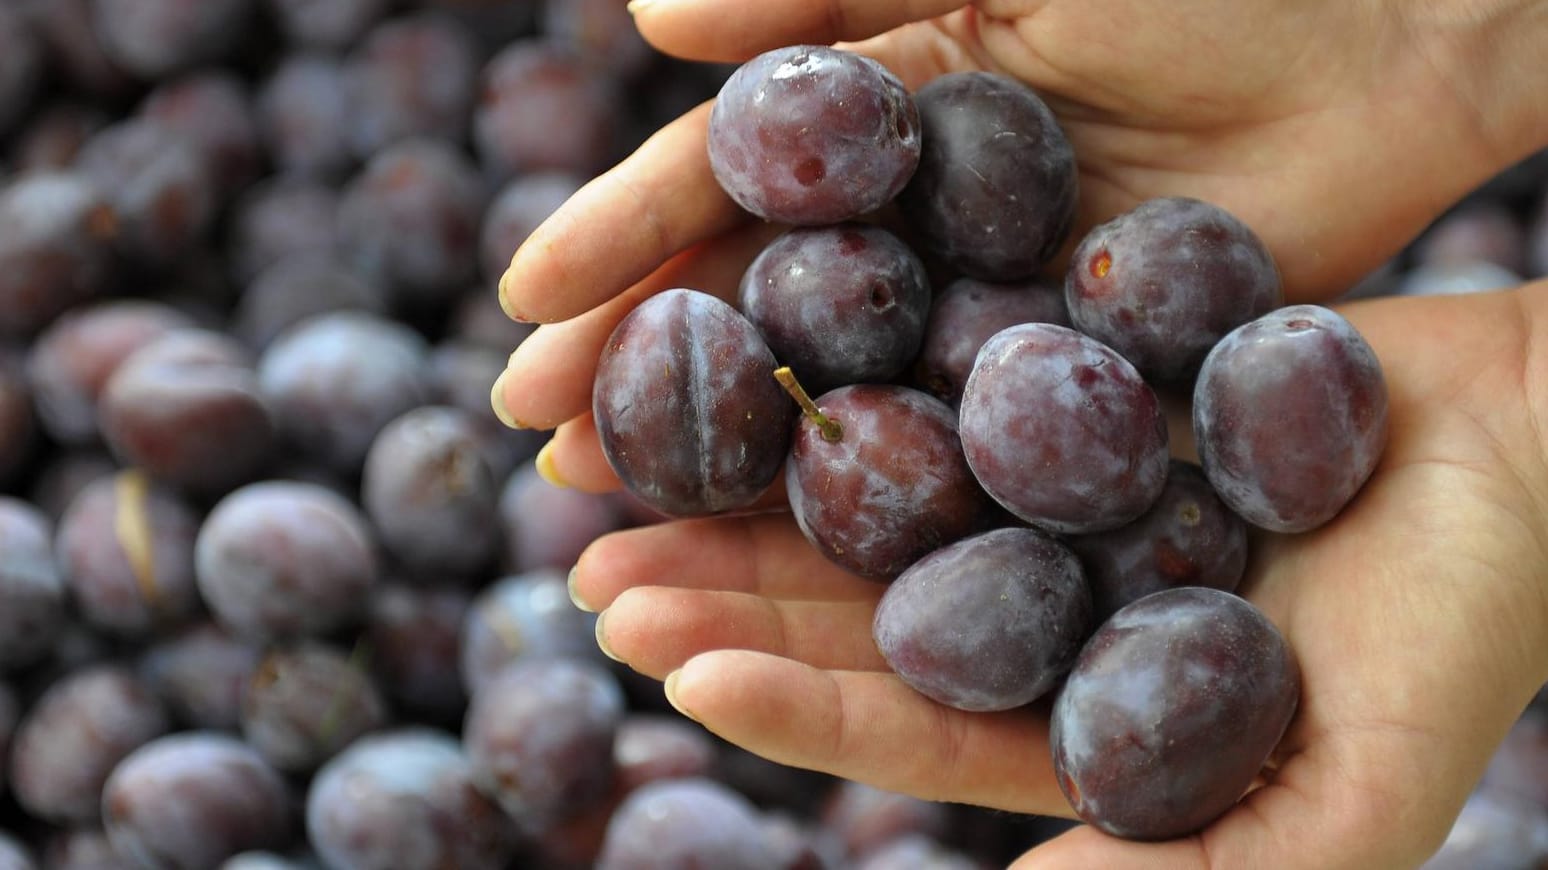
234 254 388 350
265 0 388 49
597 778 784 870
540 0 654 78
448 286 538 352
708 45 920 225
614 715 719 792
1397 260 1521 297
898 72 1077 281
141 72 262 195
499 461 628 573
306 729 519 870
474 41 620 179
257 311 433 472
463 658 624 827
55 472 201 638
366 583 470 722
227 179 340 286
0 498 63 670
12 103 106 172
195 481 378 640
0 682 14 787
343 14 478 157
786 384 994 580
1482 708 1548 807
1193 304 1388 533
256 54 354 180
90 0 252 78
1412 204 1527 274
76 119 216 265
739 224 931 393
41 827 120 870
9 665 170 825
0 172 117 337
855 834 982 870
98 329 275 495
480 172 583 284
102 733 292 869
221 853 323 870
361 406 499 577
960 323 1169 534
21 0 130 100
0 4 42 137
874 527 1092 711
0 834 31 870
1050 587 1300 841
1065 197 1282 386
138 622 263 731
1422 787 1548 869
241 643 387 773
0 351 32 484
460 570 604 695
29 451 115 521
913 277 1069 406
428 341 543 480
593 289 797 517
337 138 484 310
821 781 949 859
27 301 194 445
1067 460 1248 620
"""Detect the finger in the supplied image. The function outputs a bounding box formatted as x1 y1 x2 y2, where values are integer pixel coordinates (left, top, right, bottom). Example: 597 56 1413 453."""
665 649 1070 815
596 587 887 679
573 513 884 611
541 414 619 493
498 102 746 325
1009 730 1457 870
495 222 780 431
631 0 970 64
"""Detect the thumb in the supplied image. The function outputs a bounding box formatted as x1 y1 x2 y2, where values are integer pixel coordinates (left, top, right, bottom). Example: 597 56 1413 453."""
628 0 969 63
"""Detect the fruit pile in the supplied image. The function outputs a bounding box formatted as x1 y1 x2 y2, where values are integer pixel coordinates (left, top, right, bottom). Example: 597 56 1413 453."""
593 43 1394 842
0 7 1086 870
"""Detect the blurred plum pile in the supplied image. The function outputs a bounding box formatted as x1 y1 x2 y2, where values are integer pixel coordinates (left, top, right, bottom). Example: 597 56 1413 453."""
0 9 1083 870
593 43 1548 855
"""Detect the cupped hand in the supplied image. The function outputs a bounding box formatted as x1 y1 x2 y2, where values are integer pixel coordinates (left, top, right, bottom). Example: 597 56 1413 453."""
570 284 1548 869
493 0 1544 436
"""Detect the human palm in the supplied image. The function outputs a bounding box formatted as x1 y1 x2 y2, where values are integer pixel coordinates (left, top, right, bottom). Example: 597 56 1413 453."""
571 288 1548 867
491 0 1548 865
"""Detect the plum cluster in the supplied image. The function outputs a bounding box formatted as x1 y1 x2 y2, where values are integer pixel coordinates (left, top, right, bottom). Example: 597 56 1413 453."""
0 11 1072 870
593 44 1402 843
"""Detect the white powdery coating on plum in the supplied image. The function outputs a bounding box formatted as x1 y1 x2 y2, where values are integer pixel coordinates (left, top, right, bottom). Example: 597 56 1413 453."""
307 729 513 870
959 323 1168 534
1065 197 1282 385
1193 305 1388 533
593 289 790 516
707 46 920 225
873 527 1091 712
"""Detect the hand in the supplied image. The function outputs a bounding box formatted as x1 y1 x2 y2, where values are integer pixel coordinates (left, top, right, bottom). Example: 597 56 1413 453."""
492 0 1546 441
571 285 1548 868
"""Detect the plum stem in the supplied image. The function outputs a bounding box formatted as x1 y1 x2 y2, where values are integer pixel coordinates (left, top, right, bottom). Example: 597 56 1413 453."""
774 367 843 442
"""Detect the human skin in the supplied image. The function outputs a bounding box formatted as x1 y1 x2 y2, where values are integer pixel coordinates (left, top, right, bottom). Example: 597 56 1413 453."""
489 1 1548 866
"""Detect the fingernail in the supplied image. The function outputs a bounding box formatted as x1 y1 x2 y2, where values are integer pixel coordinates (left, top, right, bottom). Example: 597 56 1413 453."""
489 369 524 430
594 609 623 663
567 565 594 613
497 277 531 323
626 0 656 14
664 669 699 722
535 441 567 489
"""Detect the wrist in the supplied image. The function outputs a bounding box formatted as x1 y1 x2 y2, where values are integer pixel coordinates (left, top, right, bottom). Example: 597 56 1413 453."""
1396 0 1548 168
